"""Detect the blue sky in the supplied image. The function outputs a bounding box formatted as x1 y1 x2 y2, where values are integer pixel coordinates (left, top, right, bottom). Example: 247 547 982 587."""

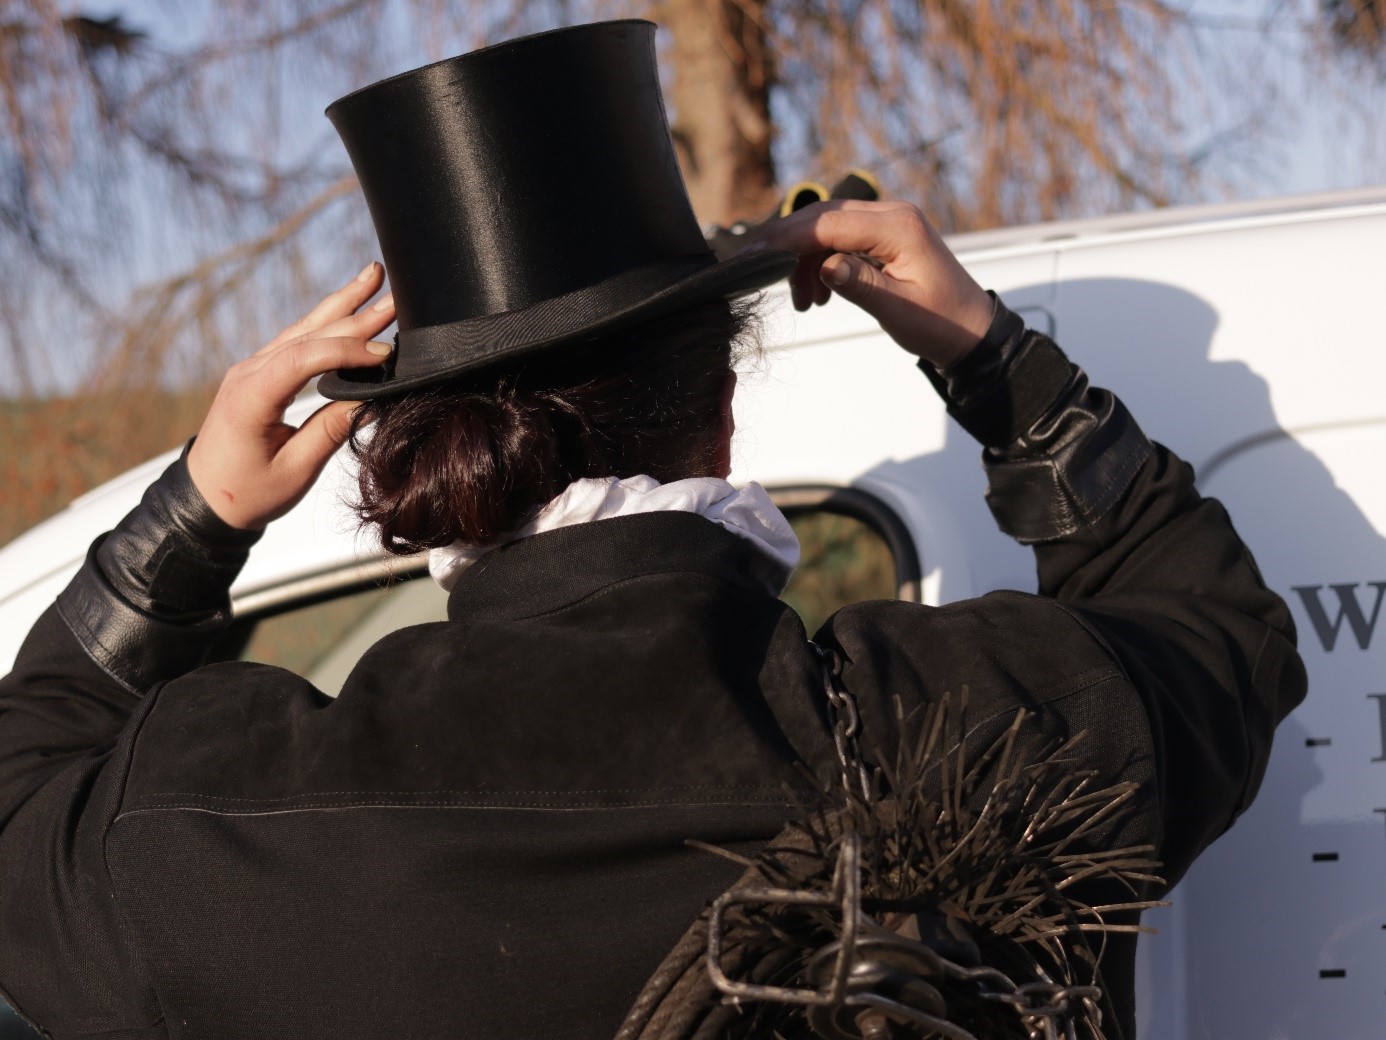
1193 0 1386 197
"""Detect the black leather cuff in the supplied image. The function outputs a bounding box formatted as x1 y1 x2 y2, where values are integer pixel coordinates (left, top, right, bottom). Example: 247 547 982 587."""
921 293 1154 544
920 292 1074 449
55 447 262 694
983 376 1153 543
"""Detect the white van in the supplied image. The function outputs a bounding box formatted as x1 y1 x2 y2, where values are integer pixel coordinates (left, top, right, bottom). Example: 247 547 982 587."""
3 186 1384 1039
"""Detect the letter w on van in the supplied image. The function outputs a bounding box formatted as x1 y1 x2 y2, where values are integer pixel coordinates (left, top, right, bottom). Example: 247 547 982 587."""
1291 582 1386 652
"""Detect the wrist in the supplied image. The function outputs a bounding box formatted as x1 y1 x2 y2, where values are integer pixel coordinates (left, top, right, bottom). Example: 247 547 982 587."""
186 437 266 532
96 445 263 618
919 292 1076 449
927 286 997 370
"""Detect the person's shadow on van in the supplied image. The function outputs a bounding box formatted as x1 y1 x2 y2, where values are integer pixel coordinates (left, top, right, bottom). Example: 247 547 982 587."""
865 277 1386 1040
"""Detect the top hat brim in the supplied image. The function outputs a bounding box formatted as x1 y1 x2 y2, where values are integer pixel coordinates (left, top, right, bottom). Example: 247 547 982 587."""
317 248 797 401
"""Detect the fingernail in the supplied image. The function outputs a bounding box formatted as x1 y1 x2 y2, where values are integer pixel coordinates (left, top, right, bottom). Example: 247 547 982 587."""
356 261 378 282
372 293 394 312
824 256 851 286
366 342 393 356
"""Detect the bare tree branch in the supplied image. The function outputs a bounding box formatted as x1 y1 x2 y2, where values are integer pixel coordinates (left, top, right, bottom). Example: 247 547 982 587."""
0 0 1379 548
95 174 360 392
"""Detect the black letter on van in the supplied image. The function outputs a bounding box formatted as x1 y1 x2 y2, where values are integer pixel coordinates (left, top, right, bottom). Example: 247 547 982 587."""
1291 582 1386 652
1371 695 1386 763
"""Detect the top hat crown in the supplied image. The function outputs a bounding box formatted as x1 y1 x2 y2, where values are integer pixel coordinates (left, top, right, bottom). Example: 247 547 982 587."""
317 19 795 400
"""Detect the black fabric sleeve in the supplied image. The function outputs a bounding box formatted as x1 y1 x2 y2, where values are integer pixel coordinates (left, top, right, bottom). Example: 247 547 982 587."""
925 295 1307 881
0 450 259 1036
805 296 1306 1040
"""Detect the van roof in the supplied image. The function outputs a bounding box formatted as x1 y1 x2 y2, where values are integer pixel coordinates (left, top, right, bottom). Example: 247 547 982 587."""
947 184 1386 257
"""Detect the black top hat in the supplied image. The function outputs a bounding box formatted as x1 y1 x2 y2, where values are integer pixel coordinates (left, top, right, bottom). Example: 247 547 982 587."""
317 20 795 400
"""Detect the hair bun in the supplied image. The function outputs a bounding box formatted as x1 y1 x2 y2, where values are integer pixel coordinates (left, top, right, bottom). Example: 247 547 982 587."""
349 298 759 554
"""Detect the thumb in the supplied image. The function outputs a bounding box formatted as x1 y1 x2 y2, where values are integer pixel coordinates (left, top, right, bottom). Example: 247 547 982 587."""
276 399 360 486
821 253 886 311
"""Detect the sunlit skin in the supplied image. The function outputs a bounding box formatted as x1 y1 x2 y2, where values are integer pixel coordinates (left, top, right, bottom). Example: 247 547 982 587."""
185 262 395 530
186 200 992 531
746 199 994 369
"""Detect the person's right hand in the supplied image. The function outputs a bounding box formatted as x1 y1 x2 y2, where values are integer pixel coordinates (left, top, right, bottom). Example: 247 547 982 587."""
743 200 995 370
186 262 396 531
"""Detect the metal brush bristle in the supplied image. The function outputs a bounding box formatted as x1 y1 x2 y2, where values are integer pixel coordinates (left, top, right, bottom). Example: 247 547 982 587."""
618 686 1166 1040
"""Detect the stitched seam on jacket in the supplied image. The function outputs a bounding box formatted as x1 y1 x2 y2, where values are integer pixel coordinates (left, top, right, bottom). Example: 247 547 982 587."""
503 568 763 624
1024 662 1121 704
132 784 778 803
1069 429 1154 526
1047 599 1163 841
54 588 141 697
928 601 1145 777
62 1022 168 1040
965 666 1127 734
954 595 1122 703
103 684 181 1032
115 797 795 819
956 672 1146 838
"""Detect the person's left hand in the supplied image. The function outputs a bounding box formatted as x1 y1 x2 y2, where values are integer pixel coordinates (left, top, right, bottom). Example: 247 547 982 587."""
186 262 396 530
742 200 993 370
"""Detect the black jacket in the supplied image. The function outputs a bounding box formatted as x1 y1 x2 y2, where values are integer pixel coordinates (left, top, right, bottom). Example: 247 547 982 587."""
0 302 1305 1039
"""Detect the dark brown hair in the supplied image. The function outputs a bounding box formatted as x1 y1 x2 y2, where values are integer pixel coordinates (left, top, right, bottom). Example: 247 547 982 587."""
349 297 761 555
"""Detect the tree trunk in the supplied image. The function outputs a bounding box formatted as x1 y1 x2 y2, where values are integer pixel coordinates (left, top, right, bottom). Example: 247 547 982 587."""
653 0 779 228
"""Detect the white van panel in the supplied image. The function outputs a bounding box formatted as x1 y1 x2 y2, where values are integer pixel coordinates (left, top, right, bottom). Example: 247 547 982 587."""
1048 210 1386 467
1139 423 1386 1040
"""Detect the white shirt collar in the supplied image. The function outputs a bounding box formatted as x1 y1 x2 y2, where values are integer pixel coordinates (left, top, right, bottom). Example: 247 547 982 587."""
427 474 800 595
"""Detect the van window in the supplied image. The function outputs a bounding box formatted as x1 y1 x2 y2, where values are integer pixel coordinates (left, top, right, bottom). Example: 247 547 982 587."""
783 511 896 633
212 576 446 698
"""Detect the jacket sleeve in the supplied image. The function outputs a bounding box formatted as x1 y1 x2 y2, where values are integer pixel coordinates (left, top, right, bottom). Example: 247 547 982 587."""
0 450 259 1035
922 294 1307 883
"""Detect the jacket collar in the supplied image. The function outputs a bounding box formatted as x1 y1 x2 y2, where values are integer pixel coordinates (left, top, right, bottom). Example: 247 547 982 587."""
445 511 776 624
